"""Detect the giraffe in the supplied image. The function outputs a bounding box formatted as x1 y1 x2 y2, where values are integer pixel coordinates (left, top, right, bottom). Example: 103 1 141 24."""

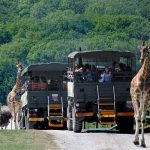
130 42 150 147
7 62 23 129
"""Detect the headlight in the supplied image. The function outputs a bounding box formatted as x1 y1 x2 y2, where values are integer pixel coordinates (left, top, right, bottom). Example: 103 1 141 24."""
30 109 38 113
34 109 38 112
75 103 79 107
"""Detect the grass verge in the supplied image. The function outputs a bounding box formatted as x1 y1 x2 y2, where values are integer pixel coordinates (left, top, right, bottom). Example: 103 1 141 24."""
0 130 58 150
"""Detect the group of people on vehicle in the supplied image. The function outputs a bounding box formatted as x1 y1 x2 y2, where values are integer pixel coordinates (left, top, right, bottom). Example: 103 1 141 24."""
74 64 111 83
73 62 131 83
22 76 67 91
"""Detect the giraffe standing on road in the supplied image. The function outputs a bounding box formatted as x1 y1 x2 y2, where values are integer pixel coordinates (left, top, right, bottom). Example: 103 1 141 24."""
130 42 150 147
7 62 23 129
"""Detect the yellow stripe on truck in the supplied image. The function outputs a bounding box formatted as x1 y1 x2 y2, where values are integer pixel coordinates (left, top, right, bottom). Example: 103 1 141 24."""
75 112 94 117
29 117 44 121
49 123 63 127
117 112 134 116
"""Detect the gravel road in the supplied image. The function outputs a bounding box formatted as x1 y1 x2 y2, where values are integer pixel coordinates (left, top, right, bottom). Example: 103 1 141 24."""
45 130 150 150
4 120 150 150
3 104 150 150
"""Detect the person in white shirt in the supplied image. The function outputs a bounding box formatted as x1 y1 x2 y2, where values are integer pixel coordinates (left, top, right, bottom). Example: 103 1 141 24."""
99 67 112 83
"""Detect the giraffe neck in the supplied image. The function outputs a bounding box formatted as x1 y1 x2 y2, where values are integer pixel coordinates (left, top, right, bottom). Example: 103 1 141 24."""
12 69 22 92
139 57 149 80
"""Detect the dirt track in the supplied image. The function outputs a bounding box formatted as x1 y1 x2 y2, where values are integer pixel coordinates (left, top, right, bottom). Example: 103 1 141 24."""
4 112 150 150
45 130 150 150
5 121 150 150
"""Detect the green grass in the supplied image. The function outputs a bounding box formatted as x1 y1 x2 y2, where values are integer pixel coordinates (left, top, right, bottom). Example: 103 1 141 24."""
0 130 58 150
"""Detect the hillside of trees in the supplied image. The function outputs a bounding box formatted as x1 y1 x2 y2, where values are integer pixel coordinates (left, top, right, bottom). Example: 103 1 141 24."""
0 0 150 101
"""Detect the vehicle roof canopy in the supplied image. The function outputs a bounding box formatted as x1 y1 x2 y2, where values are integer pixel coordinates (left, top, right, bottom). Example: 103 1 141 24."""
21 62 67 76
68 50 134 60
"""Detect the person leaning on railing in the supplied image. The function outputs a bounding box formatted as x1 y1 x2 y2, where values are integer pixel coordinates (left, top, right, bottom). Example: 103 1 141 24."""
75 65 85 82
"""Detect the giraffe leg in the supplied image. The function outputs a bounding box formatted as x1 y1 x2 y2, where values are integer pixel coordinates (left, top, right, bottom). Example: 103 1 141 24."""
140 98 147 148
14 112 18 129
18 107 22 129
16 112 20 130
16 104 21 130
13 102 18 129
133 115 140 145
132 98 140 145
140 118 146 148
11 117 13 129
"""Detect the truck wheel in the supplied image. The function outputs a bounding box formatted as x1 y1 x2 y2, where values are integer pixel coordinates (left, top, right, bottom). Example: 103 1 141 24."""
67 106 73 131
67 119 73 131
25 116 34 129
72 108 82 133
19 112 25 129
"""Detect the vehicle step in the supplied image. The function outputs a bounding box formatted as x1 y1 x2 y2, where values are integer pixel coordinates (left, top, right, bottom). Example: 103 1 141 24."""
99 114 116 118
100 122 116 125
49 104 62 109
49 116 63 119
98 110 116 118
99 103 114 106
99 109 115 111
99 97 113 100
49 113 63 115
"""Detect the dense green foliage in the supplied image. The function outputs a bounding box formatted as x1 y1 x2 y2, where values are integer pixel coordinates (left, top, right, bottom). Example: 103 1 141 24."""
0 0 150 102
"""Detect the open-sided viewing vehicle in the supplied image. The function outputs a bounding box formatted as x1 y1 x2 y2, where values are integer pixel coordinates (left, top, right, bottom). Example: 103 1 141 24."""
67 50 135 132
20 63 67 129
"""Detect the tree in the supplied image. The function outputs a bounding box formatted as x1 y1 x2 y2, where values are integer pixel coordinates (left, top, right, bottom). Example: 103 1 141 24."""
30 0 60 19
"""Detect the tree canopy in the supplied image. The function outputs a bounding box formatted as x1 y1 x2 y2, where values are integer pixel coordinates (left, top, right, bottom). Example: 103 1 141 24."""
0 0 150 102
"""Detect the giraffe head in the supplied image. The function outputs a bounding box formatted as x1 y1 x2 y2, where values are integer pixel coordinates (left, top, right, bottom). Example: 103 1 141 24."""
140 42 150 64
16 61 23 73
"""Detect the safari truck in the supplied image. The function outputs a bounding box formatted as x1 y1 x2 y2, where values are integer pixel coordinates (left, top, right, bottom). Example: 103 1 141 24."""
20 63 67 129
67 50 135 132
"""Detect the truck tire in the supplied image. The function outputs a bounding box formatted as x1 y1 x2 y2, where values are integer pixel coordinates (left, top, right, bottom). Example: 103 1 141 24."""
67 119 73 131
72 108 82 133
19 112 25 129
25 115 34 129
67 106 73 131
